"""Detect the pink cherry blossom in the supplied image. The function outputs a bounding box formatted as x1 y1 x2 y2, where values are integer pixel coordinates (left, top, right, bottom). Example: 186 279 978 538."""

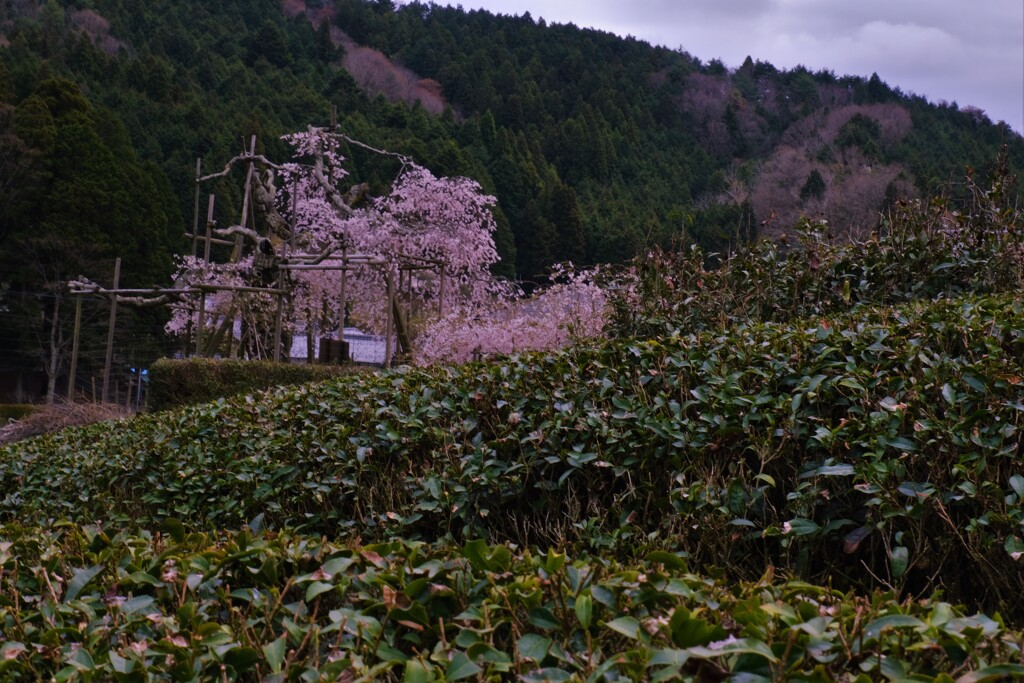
167 128 609 362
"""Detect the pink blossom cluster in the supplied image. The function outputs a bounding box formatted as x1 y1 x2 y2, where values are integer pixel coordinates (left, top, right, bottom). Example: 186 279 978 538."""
277 128 511 337
415 265 609 365
166 128 612 363
164 255 251 337
166 127 515 351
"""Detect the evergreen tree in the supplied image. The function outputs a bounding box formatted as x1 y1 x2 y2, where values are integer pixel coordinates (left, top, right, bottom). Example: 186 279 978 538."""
549 182 585 263
800 169 826 202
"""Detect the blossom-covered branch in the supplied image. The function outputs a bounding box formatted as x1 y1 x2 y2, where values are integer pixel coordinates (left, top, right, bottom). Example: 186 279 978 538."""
168 126 611 363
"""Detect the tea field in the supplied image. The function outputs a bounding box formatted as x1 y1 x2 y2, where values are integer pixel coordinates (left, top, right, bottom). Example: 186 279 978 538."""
3 289 1024 680
3 168 1024 680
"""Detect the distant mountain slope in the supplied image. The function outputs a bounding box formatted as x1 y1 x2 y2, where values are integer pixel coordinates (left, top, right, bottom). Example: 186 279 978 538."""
1 0 1022 398
330 1 1023 253
1 0 1022 282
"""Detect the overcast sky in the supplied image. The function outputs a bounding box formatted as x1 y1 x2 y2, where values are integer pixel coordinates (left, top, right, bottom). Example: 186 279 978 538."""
438 0 1024 134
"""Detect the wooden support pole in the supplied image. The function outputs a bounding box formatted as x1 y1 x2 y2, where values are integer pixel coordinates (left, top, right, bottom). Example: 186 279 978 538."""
191 157 202 257
67 295 82 404
196 291 207 357
184 233 233 247
288 175 298 255
273 276 285 363
278 174 300 362
284 253 384 264
69 283 285 297
438 269 445 318
339 248 347 338
406 267 413 332
102 257 121 403
385 269 394 367
45 293 61 405
195 284 287 294
232 136 257 263
306 319 315 365
69 286 195 296
204 195 215 263
228 311 236 359
278 265 357 271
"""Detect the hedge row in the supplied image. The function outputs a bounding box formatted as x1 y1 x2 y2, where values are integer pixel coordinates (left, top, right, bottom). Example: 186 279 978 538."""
0 404 35 421
3 294 1024 617
609 159 1023 340
147 358 370 411
1 523 1020 682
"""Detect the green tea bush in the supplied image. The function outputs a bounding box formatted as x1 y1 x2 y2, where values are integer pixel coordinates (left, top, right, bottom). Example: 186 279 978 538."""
610 152 1024 339
3 293 1024 616
147 358 370 411
1 523 1021 681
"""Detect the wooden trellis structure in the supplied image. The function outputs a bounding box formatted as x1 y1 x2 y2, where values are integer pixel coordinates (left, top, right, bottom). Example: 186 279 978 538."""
67 132 450 400
181 133 446 364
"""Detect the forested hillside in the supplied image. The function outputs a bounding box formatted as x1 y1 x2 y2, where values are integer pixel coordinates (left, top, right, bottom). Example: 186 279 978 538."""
1 0 1022 393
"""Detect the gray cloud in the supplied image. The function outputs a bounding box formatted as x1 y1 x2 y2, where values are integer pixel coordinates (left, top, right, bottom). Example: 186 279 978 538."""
433 0 1024 132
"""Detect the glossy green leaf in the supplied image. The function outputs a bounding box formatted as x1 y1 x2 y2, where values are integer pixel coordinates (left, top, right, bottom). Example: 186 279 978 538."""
517 634 552 662
646 550 688 570
891 546 910 579
263 635 287 673
522 668 573 683
64 565 104 603
574 594 593 629
120 595 155 615
444 651 481 681
108 650 132 674
305 581 334 601
161 518 186 543
688 637 778 662
1009 475 1024 499
223 647 260 673
786 518 820 536
528 607 559 630
605 616 642 640
864 614 925 640
403 659 431 683
956 664 1024 682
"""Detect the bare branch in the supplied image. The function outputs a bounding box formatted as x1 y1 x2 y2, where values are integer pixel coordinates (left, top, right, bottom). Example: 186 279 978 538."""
310 149 356 219
115 293 181 307
197 152 286 183
332 130 415 167
254 169 291 239
68 277 191 306
213 224 262 244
